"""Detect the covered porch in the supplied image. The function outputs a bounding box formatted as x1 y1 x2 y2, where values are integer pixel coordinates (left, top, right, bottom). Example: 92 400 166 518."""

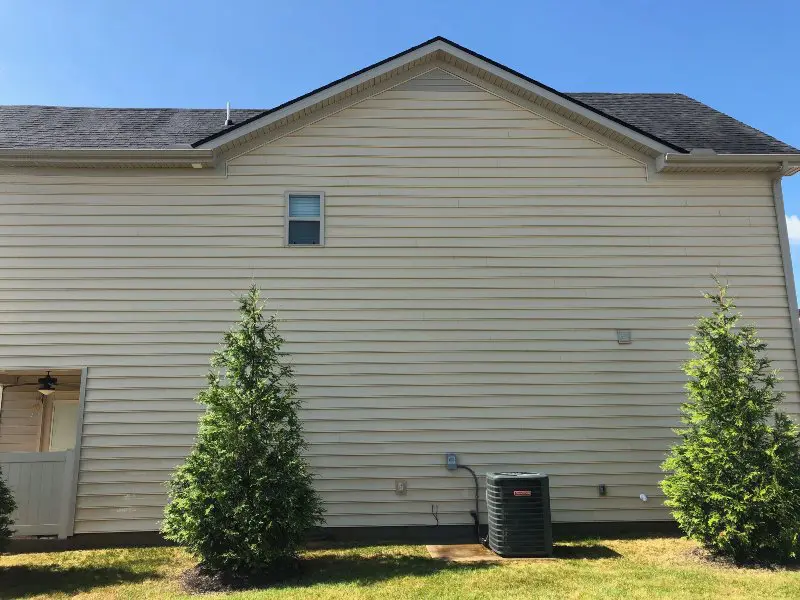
0 369 85 538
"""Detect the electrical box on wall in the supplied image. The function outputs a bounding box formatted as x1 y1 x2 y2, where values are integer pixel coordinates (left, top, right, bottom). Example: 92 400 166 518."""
445 453 458 470
616 330 632 344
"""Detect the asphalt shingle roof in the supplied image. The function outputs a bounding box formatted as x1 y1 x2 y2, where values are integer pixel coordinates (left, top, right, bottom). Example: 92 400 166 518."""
0 94 796 154
568 93 799 155
0 106 265 149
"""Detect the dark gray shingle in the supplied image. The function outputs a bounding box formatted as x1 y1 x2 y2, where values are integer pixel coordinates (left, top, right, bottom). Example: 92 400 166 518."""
0 106 265 149
568 93 799 154
0 94 796 154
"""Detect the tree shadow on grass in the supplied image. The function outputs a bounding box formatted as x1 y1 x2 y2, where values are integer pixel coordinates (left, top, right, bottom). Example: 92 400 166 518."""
184 552 498 593
299 552 496 586
0 564 159 599
553 544 622 560
189 545 622 594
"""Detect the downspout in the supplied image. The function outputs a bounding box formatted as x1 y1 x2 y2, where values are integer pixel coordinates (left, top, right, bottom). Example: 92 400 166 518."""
771 175 800 382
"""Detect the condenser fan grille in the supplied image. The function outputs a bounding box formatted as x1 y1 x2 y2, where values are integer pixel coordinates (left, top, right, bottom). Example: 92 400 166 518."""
486 472 552 557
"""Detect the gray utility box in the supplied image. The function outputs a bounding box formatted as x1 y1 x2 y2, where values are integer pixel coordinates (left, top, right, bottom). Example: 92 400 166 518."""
486 472 553 557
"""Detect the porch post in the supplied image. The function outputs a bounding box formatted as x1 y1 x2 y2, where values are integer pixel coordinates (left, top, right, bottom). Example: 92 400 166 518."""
58 450 75 539
63 367 88 538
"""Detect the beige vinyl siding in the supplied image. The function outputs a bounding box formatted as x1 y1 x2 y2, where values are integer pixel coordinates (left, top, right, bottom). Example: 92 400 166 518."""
0 388 42 452
0 67 797 533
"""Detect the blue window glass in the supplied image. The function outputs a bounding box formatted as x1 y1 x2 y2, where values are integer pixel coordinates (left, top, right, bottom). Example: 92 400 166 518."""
288 220 321 245
289 195 321 218
287 194 323 245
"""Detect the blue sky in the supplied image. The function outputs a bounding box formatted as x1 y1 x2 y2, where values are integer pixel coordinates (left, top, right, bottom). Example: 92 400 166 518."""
2 0 799 292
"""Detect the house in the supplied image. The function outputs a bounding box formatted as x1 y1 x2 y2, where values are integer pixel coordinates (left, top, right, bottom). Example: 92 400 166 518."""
0 37 799 542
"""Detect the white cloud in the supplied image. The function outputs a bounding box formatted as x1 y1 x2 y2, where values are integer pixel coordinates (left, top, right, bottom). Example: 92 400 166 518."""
787 215 800 243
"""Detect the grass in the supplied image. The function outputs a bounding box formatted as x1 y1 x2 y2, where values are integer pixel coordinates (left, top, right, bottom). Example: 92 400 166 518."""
1 537 799 600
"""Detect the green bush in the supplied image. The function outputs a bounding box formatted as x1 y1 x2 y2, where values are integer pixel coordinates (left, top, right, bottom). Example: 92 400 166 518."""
0 469 16 552
661 280 800 563
162 285 324 577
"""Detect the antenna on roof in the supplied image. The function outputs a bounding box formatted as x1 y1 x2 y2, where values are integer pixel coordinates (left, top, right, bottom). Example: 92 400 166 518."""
224 101 233 127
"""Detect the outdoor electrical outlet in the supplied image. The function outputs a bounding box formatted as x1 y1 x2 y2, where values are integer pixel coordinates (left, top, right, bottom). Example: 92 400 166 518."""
394 480 408 495
598 483 607 496
445 453 458 470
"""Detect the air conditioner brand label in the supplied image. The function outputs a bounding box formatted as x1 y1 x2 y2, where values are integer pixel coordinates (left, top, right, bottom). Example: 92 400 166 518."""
513 490 532 496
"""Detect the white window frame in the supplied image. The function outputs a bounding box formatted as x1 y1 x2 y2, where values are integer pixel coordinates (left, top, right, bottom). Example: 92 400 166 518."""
285 191 325 246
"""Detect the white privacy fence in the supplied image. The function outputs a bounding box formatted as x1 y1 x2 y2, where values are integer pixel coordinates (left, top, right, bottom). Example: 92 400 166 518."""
0 451 74 538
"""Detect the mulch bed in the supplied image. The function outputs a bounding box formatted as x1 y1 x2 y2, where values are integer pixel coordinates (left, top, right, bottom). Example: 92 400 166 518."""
687 547 800 571
181 559 303 594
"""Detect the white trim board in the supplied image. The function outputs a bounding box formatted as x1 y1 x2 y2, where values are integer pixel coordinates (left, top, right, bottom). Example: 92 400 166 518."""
773 178 800 382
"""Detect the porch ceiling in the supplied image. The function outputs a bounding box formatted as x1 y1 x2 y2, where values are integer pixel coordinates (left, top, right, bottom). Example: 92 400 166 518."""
0 369 82 388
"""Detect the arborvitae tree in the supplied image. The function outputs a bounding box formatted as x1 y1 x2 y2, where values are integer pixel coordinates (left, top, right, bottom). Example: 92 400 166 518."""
0 471 15 552
162 285 323 577
661 280 800 563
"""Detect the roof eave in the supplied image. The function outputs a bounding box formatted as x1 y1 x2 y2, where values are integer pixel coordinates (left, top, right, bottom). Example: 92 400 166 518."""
0 148 216 168
656 153 800 176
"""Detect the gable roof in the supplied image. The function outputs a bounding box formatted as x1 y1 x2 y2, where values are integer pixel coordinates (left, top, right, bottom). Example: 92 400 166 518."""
190 37 798 156
0 37 797 171
188 37 682 153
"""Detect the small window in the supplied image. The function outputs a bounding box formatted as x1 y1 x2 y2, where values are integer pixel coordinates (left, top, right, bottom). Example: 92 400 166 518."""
286 192 324 245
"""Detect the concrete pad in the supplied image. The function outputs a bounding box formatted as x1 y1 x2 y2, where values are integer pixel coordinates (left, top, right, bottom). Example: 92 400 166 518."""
426 544 553 562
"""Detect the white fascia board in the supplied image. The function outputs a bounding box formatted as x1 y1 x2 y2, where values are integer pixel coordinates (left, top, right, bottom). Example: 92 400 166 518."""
197 39 679 155
0 148 215 167
657 153 800 173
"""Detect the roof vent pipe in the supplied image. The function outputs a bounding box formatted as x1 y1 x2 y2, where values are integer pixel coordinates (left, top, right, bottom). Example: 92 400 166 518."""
224 101 233 126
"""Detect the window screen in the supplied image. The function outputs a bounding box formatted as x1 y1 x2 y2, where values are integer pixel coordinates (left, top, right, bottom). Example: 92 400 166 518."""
287 193 323 245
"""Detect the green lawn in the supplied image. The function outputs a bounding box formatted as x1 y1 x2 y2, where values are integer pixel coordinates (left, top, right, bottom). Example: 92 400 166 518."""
1 537 799 600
